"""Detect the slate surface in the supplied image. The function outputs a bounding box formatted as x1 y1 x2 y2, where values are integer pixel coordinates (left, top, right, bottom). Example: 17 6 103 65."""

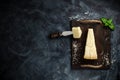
0 0 120 80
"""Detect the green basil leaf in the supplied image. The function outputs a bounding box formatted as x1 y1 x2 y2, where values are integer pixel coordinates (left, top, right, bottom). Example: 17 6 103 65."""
109 24 115 30
105 22 109 26
101 18 107 23
107 19 112 24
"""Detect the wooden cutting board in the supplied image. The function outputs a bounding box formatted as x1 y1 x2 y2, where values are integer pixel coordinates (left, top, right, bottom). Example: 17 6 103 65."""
71 20 111 69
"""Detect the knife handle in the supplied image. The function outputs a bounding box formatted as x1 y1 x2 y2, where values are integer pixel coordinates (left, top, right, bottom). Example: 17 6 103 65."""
49 32 62 38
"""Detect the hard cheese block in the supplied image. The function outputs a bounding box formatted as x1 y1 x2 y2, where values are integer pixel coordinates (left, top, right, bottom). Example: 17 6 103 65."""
72 27 82 38
71 20 111 69
84 28 97 60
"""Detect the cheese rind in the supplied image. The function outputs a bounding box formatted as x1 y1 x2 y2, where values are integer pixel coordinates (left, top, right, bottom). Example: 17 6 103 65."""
72 27 82 38
84 29 98 59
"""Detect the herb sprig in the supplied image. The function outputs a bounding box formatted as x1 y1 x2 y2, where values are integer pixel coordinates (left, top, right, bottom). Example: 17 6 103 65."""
100 17 115 30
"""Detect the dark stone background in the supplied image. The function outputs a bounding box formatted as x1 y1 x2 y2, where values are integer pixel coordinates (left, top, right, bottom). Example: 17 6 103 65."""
0 0 120 80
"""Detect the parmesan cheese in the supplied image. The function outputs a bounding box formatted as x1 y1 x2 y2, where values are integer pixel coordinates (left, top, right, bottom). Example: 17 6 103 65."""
84 29 98 59
72 27 82 38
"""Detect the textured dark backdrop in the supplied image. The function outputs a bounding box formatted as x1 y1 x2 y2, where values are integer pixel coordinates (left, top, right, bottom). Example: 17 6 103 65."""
0 0 120 80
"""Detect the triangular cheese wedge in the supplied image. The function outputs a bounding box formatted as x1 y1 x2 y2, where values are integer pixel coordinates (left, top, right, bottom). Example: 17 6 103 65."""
84 28 98 59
